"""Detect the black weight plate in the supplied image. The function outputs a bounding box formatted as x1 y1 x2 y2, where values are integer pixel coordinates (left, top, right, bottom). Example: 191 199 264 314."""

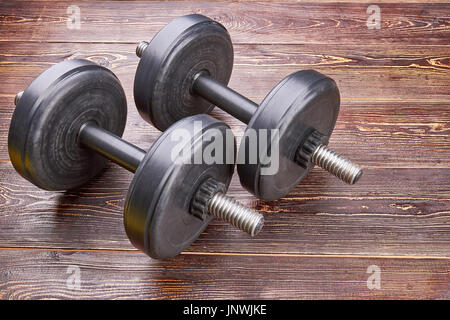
124 114 235 259
134 14 233 131
237 70 340 201
8 59 127 191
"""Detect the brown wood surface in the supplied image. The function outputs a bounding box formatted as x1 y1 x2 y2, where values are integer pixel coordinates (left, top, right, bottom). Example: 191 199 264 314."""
0 249 448 299
0 1 449 299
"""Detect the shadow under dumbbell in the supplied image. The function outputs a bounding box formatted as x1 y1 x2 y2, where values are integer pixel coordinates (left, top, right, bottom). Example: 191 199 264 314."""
52 165 133 251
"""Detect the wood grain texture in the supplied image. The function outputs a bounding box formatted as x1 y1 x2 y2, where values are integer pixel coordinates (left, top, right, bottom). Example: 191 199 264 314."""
0 2 448 44
1 43 449 100
0 160 449 256
0 250 448 299
0 44 449 168
0 1 449 299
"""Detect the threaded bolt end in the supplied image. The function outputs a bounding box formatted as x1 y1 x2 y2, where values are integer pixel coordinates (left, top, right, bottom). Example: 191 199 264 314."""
136 41 149 58
312 144 363 184
14 91 23 106
207 193 264 236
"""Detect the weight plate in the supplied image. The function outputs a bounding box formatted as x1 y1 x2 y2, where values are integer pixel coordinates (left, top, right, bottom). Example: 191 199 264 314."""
134 14 233 131
237 70 340 201
8 59 127 190
124 114 235 259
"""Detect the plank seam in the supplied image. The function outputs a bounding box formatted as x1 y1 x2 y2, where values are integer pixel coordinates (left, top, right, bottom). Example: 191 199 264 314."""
0 246 449 260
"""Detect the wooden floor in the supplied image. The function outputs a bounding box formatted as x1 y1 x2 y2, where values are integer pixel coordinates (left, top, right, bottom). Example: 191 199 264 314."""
0 1 449 299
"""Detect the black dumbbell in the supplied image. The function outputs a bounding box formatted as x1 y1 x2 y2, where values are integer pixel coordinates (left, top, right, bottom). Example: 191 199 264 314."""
134 14 363 201
8 59 264 259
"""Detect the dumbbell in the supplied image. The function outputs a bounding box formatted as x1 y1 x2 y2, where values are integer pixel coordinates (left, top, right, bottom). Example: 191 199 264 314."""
8 59 264 259
134 14 363 201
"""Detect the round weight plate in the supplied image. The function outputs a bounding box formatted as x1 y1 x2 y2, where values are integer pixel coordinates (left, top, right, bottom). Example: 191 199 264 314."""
134 14 234 131
8 59 127 191
237 70 340 201
124 114 235 259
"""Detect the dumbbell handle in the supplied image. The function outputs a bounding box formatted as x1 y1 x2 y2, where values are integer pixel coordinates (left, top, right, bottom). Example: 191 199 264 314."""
193 73 257 124
78 122 145 173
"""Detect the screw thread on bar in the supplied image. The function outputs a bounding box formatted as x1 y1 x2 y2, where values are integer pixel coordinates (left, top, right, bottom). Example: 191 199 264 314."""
136 41 149 58
14 91 24 106
312 144 363 185
207 193 264 237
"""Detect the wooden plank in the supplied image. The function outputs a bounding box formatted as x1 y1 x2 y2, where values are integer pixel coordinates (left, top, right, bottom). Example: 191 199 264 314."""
1 95 448 168
0 249 448 299
0 2 448 44
0 160 448 257
1 43 449 101
0 43 448 166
